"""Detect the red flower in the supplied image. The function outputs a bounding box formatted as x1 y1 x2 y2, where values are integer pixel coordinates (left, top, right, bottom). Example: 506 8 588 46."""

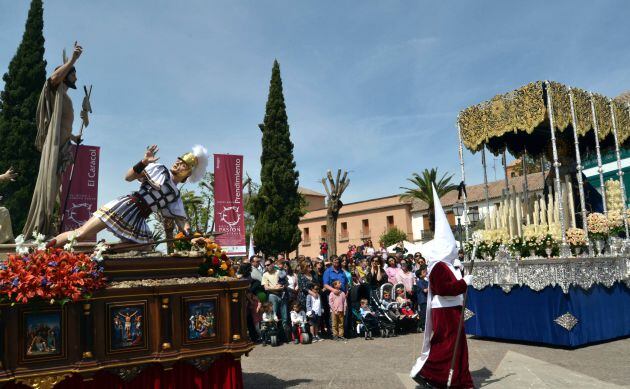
0 249 106 305
211 256 220 266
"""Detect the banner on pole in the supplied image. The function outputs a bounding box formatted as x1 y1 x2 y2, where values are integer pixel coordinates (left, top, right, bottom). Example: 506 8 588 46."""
213 154 246 256
60 145 100 241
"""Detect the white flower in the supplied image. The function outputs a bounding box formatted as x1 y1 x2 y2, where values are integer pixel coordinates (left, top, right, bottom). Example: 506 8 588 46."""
63 231 81 252
32 231 45 243
91 241 109 262
14 234 30 254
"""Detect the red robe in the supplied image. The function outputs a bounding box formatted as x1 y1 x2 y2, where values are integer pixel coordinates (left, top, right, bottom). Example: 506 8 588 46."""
419 261 473 389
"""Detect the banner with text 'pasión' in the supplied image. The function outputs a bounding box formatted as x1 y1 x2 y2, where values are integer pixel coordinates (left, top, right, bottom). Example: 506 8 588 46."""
213 154 246 256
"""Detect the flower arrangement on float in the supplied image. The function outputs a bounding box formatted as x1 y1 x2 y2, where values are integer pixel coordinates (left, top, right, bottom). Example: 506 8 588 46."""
507 236 524 259
194 238 235 277
566 227 587 255
604 179 627 238
586 212 609 240
0 232 106 305
468 229 509 260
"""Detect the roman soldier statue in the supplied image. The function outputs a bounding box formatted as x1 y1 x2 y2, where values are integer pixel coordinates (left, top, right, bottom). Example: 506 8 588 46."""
48 144 208 248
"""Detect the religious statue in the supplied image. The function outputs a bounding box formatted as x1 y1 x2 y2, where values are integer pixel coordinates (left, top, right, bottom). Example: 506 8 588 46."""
0 167 18 243
22 42 85 238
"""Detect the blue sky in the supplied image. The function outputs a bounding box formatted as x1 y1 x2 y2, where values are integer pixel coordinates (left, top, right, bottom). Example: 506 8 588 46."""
2 1 630 206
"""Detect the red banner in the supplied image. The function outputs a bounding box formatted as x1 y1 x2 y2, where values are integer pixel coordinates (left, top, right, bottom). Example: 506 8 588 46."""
60 145 100 241
214 154 246 256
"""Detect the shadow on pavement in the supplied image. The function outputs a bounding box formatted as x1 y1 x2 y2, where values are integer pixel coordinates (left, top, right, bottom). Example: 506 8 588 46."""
472 367 513 388
243 372 312 388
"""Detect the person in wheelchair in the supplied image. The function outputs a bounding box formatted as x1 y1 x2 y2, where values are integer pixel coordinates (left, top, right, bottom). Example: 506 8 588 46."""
359 298 379 339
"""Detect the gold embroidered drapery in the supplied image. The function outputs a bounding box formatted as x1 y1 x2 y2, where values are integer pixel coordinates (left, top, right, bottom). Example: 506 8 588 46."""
458 81 630 156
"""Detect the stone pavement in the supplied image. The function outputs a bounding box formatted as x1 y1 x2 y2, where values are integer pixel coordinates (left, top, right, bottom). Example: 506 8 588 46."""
241 334 630 388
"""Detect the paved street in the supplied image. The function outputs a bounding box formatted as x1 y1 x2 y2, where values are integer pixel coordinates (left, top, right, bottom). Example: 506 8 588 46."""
241 334 630 388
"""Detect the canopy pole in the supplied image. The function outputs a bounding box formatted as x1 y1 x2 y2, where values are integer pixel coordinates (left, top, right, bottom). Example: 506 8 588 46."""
457 117 469 242
609 99 629 237
568 88 589 235
502 150 509 192
544 81 569 256
522 148 530 220
589 92 607 214
540 156 546 190
482 146 491 223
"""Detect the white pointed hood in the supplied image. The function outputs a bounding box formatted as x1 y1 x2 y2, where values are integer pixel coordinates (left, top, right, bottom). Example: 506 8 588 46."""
420 184 458 273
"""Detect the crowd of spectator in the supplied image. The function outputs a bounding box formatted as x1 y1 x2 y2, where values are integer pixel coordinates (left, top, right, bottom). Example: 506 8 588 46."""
235 245 464 346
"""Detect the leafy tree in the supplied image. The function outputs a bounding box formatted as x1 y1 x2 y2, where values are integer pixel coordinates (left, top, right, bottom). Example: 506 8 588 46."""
250 60 303 255
0 0 47 233
180 172 214 234
379 227 408 248
400 168 457 232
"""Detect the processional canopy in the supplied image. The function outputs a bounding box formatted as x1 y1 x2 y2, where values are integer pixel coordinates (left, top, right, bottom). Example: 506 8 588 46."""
458 81 630 157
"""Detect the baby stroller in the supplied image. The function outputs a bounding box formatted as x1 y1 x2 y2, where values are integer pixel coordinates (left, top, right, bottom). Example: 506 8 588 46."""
352 307 381 340
260 321 280 347
366 284 397 337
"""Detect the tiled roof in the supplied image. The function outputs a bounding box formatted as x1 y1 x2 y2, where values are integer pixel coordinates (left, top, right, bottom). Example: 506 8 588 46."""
301 195 411 220
298 187 326 197
411 172 546 212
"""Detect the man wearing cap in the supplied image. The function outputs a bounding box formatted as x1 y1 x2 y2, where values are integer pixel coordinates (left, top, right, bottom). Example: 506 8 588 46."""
410 186 474 389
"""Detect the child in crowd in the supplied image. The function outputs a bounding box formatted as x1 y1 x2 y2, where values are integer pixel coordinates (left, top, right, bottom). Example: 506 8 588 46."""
328 280 347 341
306 285 323 342
245 288 262 341
359 298 377 340
415 266 428 332
260 302 278 346
395 286 416 318
290 302 307 344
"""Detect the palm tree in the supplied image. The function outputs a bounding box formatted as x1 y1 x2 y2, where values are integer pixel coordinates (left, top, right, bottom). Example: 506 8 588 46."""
400 168 457 232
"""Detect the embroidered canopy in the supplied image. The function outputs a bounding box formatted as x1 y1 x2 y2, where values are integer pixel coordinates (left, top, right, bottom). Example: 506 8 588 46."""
458 81 630 157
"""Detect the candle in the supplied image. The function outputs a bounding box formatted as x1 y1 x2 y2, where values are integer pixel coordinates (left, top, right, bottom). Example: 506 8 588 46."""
534 200 540 226
516 195 523 236
547 192 554 225
567 176 576 228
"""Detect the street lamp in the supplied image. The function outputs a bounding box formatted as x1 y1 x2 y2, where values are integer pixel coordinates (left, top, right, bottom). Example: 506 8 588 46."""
468 207 480 225
452 203 464 249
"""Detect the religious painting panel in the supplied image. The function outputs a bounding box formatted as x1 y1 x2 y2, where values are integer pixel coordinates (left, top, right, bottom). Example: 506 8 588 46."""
107 301 148 354
183 297 218 344
20 307 66 363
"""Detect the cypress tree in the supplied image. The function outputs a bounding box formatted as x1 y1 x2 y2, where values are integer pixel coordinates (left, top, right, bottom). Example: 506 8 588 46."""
0 0 47 232
251 60 303 255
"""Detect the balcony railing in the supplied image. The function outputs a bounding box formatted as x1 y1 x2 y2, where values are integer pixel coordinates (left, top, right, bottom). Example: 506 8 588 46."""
339 233 349 242
360 229 371 239
302 238 311 246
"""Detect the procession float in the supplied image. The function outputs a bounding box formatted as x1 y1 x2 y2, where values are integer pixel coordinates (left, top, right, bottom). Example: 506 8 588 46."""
456 81 630 347
0 236 252 389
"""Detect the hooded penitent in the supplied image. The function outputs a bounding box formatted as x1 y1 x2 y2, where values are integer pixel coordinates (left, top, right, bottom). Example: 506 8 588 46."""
410 184 462 378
